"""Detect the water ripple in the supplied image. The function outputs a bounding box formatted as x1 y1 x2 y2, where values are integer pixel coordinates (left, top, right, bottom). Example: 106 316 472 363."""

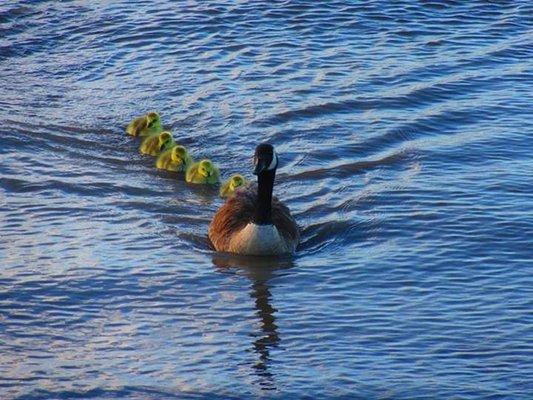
1 0 532 399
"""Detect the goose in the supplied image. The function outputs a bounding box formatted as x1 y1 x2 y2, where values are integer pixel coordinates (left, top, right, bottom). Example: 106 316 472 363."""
208 143 299 256
219 174 247 198
156 145 193 172
139 131 175 156
126 112 162 137
186 159 220 184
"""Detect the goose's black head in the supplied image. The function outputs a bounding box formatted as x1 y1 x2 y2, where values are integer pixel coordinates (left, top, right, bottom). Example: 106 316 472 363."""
253 143 278 175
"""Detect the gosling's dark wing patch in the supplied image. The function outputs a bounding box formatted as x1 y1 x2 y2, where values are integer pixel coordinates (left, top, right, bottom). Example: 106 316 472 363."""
131 117 148 136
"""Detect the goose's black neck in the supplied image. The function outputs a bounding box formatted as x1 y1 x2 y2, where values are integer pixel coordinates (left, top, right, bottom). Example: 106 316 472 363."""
253 169 275 225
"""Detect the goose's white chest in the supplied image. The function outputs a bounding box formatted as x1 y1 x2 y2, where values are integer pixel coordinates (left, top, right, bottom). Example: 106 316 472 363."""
228 223 293 256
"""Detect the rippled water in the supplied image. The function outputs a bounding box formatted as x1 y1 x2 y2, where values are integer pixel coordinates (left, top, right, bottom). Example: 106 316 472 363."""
1 1 532 399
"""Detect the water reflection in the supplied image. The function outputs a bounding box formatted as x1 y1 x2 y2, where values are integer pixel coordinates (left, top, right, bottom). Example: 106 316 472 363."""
212 254 294 391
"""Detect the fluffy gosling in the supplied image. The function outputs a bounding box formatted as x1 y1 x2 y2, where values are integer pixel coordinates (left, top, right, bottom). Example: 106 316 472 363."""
186 159 220 185
139 131 175 156
220 174 247 198
156 145 193 172
126 112 162 137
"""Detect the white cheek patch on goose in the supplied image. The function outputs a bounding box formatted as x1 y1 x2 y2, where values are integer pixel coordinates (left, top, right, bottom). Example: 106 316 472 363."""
267 152 278 171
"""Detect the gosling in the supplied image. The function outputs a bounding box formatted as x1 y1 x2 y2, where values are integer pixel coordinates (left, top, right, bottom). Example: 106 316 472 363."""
139 131 175 156
156 145 193 172
126 112 162 137
186 159 220 185
219 174 247 198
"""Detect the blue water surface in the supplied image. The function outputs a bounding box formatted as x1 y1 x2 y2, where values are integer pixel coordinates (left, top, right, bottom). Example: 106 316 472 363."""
1 1 532 399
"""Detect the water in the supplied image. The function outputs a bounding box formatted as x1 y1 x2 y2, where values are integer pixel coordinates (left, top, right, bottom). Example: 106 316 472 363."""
1 1 532 398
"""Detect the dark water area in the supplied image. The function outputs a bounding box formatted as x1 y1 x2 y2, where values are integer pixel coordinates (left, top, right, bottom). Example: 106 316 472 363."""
1 0 532 398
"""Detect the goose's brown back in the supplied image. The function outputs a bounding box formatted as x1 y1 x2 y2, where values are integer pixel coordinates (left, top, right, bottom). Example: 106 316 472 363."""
208 184 299 253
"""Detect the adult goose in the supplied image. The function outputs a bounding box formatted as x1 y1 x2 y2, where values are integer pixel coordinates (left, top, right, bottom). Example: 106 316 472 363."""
208 143 299 256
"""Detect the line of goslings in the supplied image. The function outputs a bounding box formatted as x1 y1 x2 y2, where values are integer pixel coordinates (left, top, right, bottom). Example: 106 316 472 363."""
125 111 248 199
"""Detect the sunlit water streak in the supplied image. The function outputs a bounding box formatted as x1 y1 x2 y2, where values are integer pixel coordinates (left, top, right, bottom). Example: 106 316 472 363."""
1 1 532 399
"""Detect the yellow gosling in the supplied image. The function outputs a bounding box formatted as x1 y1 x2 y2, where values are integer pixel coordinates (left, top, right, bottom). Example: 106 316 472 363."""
139 131 175 156
186 159 220 185
126 112 162 137
220 174 247 198
156 145 193 172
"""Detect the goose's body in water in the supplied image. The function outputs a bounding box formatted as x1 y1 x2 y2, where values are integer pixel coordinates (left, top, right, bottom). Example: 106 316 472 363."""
209 144 299 256
221 210 297 256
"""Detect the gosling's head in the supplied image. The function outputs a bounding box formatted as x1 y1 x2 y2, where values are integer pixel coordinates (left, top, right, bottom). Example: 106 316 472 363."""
171 145 188 164
229 174 246 191
146 112 161 129
158 131 173 148
198 159 215 178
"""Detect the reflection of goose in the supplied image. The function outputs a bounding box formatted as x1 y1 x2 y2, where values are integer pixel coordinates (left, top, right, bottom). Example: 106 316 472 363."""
250 278 278 388
212 254 294 390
